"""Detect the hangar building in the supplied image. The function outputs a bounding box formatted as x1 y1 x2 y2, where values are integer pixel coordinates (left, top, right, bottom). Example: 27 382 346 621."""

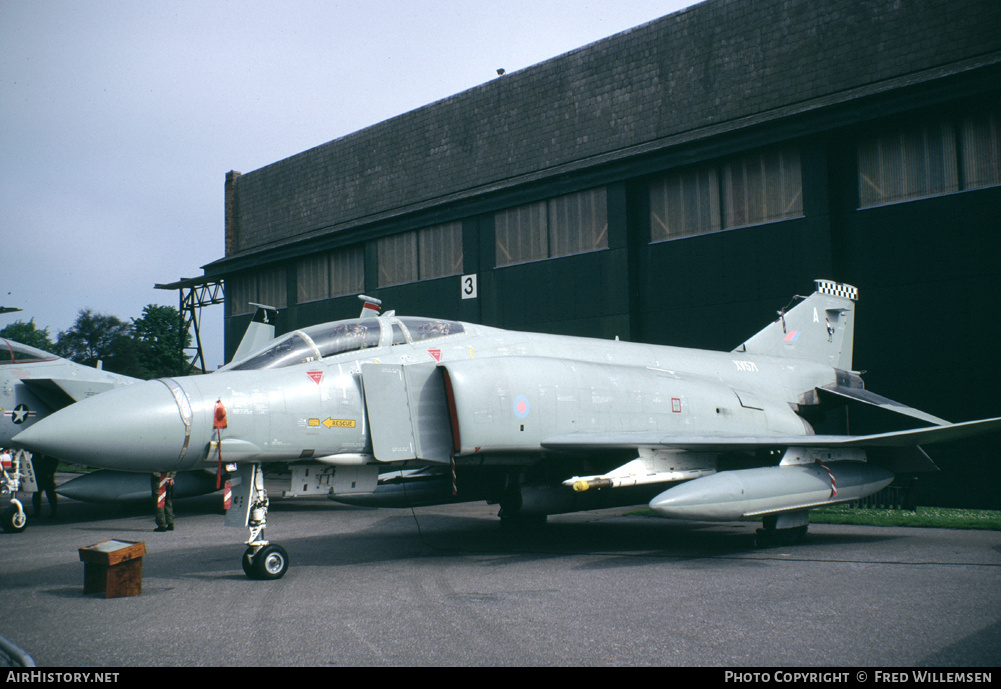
202 0 1001 507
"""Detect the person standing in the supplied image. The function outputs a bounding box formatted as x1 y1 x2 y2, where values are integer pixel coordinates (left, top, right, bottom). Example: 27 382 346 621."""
32 453 58 519
151 471 175 531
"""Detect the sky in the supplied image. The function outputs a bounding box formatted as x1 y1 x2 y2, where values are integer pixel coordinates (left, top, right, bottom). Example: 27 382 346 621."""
1 0 698 370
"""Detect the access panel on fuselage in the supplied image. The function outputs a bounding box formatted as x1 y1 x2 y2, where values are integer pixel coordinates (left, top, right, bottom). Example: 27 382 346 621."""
360 363 452 463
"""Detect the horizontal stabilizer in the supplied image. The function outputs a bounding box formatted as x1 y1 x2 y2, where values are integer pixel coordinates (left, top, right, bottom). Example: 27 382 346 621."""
818 385 949 426
542 416 1001 452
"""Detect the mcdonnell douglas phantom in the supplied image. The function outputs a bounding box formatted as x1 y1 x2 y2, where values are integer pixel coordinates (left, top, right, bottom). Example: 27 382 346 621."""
14 280 1001 578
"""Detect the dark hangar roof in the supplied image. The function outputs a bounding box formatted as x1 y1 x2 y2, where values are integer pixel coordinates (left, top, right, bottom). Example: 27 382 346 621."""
208 0 1001 271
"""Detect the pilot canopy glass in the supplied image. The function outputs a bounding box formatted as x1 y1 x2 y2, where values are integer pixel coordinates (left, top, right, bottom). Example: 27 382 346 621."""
223 319 380 371
220 316 465 371
0 338 59 365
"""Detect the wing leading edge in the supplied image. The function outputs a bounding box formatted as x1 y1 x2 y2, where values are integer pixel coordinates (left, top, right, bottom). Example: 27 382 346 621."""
541 415 1001 453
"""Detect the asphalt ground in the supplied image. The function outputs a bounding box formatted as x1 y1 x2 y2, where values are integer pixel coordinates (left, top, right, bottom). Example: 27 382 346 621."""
2 482 1000 668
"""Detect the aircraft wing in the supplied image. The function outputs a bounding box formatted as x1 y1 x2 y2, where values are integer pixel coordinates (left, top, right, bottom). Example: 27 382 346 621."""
541 416 1001 452
19 377 121 411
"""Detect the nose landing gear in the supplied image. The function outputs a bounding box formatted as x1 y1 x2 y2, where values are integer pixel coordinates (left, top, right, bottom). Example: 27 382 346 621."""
229 463 290 580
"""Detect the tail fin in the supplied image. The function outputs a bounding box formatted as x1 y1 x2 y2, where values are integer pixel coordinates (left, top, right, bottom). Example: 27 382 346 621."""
735 280 857 369
230 303 277 364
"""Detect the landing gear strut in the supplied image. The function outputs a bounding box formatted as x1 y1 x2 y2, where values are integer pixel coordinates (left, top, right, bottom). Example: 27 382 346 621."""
231 464 289 579
1 450 32 534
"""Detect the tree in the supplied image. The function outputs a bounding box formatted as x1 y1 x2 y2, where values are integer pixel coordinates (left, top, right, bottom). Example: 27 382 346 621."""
54 309 144 378
0 319 55 352
133 304 192 378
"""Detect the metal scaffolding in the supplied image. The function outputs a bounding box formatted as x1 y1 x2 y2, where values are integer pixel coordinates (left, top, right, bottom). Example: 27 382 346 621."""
154 276 224 375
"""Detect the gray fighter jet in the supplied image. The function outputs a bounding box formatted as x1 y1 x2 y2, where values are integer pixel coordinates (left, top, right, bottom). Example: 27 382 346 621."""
14 281 1001 578
0 338 137 531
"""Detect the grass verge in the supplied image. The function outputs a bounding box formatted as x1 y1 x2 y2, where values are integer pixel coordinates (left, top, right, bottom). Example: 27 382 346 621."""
810 505 1001 530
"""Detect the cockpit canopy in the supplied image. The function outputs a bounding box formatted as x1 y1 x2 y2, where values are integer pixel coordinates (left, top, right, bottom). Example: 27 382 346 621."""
0 338 60 365
220 316 464 372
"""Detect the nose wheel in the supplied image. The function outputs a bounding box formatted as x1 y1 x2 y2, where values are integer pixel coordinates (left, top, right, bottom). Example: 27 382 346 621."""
242 543 290 580
2 501 28 533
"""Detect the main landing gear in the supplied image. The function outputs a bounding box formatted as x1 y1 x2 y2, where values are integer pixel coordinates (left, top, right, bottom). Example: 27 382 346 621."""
232 463 289 580
754 511 809 548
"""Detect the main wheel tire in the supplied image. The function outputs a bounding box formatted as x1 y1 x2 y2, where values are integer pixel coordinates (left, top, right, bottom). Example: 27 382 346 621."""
1 507 27 533
252 544 289 580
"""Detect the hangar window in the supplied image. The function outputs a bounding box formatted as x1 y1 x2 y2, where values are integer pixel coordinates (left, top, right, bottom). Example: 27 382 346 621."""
297 246 364 304
650 166 721 240
649 148 802 242
229 266 287 316
858 121 958 208
495 187 608 266
378 221 463 287
419 222 464 280
722 148 803 228
858 109 1001 208
961 110 1001 191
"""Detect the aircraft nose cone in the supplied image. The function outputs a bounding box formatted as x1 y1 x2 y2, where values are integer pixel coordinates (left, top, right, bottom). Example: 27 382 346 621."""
14 379 194 473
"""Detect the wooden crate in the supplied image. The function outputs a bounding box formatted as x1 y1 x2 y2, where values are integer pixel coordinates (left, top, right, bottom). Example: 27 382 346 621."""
78 540 146 598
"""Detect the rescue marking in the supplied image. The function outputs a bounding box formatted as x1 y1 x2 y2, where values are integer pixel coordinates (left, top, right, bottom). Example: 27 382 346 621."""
307 370 323 385
428 348 442 362
672 397 682 413
322 418 356 428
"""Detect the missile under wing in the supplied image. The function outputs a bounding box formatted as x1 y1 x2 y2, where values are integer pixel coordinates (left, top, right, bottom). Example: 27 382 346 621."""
15 281 1001 578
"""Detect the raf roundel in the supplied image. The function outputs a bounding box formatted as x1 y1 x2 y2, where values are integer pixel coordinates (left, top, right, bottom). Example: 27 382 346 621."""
513 395 530 419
